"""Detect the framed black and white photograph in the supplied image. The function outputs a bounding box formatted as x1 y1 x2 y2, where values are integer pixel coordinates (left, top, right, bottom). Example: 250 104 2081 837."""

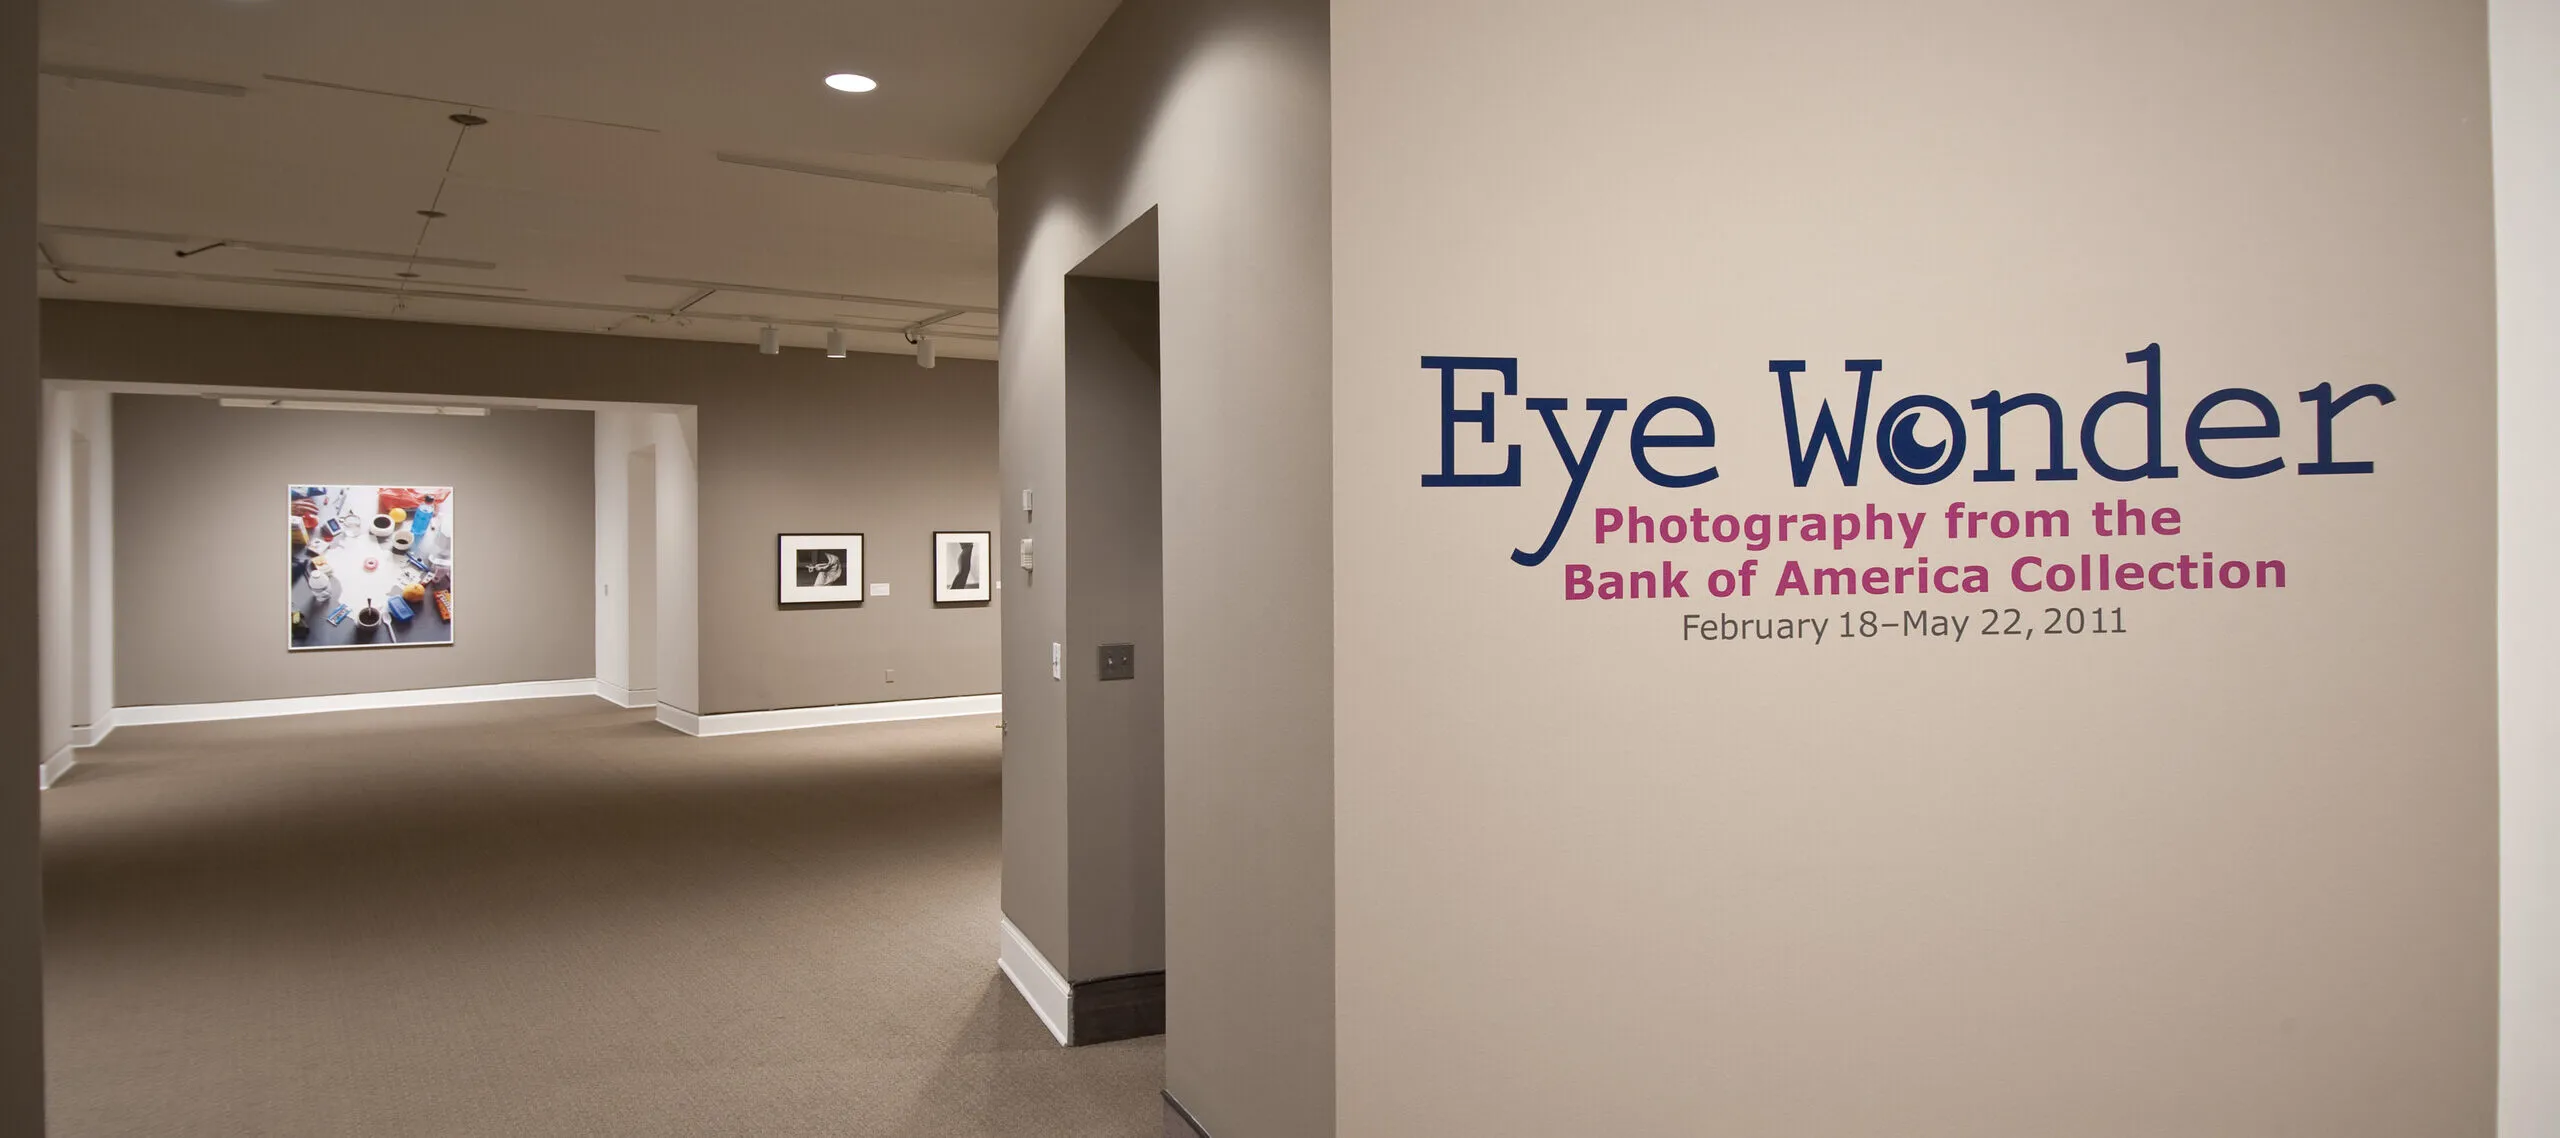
777 533 864 605
933 531 993 604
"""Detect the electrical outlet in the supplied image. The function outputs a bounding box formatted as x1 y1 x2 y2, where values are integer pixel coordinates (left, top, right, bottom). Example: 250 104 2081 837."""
1098 643 1136 681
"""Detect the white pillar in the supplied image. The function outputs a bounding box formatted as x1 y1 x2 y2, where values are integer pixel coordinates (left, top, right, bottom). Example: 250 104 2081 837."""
69 390 111 747
2495 1 2559 1133
35 385 72 785
594 410 636 703
650 409 700 723
595 408 669 710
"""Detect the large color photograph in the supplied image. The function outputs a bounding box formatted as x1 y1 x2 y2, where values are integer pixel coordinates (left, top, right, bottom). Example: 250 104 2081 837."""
290 485 455 650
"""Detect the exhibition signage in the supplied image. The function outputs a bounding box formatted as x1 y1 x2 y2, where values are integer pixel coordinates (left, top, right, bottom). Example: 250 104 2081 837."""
1420 344 2396 640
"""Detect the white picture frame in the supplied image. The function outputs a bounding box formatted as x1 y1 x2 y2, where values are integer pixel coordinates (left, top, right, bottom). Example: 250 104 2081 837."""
778 533 865 605
289 484 456 651
934 531 993 604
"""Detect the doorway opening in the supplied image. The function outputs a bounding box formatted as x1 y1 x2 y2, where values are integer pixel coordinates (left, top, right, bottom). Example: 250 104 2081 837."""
1059 208 1166 1043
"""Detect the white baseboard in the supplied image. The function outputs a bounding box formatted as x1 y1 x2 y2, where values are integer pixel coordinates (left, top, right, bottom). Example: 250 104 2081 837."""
71 714 116 749
94 683 991 740
596 680 659 709
655 704 703 734
39 746 77 790
997 917 1073 1047
112 678 602 727
662 693 1003 738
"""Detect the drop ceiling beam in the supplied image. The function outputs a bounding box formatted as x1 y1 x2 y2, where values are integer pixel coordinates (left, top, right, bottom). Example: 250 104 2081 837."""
713 152 988 198
50 263 998 342
683 311 995 342
624 273 995 317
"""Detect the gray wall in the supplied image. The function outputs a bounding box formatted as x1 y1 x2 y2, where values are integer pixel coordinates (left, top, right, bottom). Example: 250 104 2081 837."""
2 0 47 1128
41 301 1000 717
1062 276 1166 980
111 395 595 706
998 0 1333 1132
696 373 1000 715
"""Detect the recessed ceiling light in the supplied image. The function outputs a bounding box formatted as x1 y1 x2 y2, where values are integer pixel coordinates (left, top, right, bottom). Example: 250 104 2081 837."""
824 73 878 94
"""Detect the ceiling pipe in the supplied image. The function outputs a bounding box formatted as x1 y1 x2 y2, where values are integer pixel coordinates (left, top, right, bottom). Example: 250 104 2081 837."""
47 224 498 271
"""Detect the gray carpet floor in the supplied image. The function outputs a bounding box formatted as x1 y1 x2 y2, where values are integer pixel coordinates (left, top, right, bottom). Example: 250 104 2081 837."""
40 699 1162 1137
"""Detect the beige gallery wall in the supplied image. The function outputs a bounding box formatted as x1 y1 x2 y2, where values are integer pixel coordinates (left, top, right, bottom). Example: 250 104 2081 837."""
41 300 1000 718
998 0 1333 1132
111 394 594 706
1334 2 2497 1135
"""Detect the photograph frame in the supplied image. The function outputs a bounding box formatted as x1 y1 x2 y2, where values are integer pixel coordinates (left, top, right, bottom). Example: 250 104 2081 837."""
777 533 866 606
933 531 994 605
289 483 457 652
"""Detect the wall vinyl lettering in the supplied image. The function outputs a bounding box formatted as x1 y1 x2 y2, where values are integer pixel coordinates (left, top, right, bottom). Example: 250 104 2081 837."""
1417 345 2398 625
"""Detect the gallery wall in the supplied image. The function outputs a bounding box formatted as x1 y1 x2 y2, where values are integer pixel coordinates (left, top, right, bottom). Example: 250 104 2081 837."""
998 0 1333 1130
1333 2 2495 1135
112 394 595 705
693 369 997 715
0 2 43 1128
2494 0 2558 1133
40 301 1000 718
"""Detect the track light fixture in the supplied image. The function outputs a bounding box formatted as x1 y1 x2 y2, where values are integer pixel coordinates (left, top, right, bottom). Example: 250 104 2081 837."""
826 328 847 358
757 325 781 355
906 329 936 369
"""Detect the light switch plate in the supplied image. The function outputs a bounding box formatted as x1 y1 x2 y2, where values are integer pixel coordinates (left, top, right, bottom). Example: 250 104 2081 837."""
870 583 890 596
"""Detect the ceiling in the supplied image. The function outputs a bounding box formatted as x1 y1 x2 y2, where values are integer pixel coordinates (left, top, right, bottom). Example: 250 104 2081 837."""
34 0 1125 361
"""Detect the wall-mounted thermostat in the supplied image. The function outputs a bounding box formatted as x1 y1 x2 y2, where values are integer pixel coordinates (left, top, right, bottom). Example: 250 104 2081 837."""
870 583 891 597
